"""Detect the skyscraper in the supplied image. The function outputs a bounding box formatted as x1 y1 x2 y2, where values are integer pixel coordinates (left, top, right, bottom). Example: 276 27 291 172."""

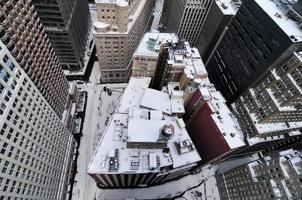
32 0 91 71
163 0 213 45
216 149 302 199
206 0 302 103
195 0 238 64
232 51 302 153
0 0 69 116
0 40 75 200
93 0 155 83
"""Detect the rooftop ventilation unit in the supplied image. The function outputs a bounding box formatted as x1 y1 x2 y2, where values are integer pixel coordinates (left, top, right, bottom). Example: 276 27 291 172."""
160 123 175 140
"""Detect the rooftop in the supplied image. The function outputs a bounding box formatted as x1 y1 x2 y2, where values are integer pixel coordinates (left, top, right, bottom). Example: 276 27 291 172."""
256 0 302 41
215 0 237 15
87 77 201 174
134 32 178 57
198 83 245 149
95 0 129 7
94 0 149 34
167 42 208 78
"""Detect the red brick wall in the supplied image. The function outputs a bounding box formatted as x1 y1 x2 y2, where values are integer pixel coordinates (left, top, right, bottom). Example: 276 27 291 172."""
185 90 230 164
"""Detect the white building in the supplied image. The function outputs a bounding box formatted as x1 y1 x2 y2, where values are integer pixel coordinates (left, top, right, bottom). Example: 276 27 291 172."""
0 41 75 199
87 77 201 188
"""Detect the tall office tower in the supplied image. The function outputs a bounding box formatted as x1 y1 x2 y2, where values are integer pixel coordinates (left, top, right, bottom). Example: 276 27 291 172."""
232 52 302 153
163 0 213 45
158 0 173 31
0 40 75 200
94 0 155 83
32 0 91 71
216 149 302 199
195 0 238 64
206 0 302 103
132 32 178 85
88 77 201 188
0 0 69 116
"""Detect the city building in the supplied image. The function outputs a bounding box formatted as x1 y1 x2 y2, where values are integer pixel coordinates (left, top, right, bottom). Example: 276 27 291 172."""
206 0 302 103
195 0 238 64
216 149 302 199
185 78 245 164
134 40 246 163
87 77 201 188
232 51 302 153
0 40 76 200
0 0 69 116
157 42 208 90
163 0 213 45
93 0 155 83
162 0 213 45
132 32 178 84
32 0 92 71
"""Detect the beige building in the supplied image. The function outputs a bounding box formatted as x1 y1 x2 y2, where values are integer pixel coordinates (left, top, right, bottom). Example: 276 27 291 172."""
132 32 178 80
93 0 155 83
216 149 302 199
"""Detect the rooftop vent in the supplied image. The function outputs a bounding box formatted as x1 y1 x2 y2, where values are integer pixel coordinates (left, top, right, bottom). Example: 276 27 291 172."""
160 124 174 140
175 139 194 154
108 149 119 172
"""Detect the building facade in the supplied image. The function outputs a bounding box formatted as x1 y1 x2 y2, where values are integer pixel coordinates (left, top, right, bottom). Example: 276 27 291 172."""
195 0 238 64
32 0 91 71
185 80 245 164
0 40 75 200
232 51 302 153
0 0 69 116
216 149 302 199
206 0 302 103
163 0 213 45
93 0 155 83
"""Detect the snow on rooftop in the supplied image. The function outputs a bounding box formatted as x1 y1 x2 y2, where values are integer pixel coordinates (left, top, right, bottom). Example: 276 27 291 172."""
134 32 178 57
128 118 166 143
95 0 129 7
93 21 110 29
94 0 148 34
198 84 245 149
215 0 237 15
255 0 302 41
87 77 200 175
117 77 151 113
140 88 171 114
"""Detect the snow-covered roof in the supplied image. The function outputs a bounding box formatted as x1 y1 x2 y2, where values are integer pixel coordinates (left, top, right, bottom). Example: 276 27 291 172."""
255 0 302 41
87 77 200 175
167 43 208 79
134 32 178 57
215 0 237 15
95 0 129 7
198 85 245 149
93 21 110 29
